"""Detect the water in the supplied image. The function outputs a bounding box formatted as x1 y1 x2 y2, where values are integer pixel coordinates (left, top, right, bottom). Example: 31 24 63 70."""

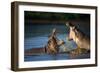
24 23 89 61
24 53 90 61
24 34 77 50
24 54 70 61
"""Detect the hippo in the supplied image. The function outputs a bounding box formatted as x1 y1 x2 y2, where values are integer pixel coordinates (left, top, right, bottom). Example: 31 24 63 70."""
45 28 65 54
66 22 90 55
66 22 90 54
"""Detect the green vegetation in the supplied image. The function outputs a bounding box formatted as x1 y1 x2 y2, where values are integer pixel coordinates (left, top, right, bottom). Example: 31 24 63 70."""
25 11 90 21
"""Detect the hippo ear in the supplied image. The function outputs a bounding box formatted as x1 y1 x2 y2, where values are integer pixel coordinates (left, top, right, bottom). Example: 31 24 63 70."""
66 22 75 28
69 22 74 27
65 22 69 27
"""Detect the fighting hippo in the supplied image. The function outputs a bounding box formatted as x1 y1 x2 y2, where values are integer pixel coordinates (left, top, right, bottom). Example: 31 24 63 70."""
45 28 65 54
66 22 90 54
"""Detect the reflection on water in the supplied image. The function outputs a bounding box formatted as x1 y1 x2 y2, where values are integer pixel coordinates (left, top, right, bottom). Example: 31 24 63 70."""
25 54 70 61
24 53 90 61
